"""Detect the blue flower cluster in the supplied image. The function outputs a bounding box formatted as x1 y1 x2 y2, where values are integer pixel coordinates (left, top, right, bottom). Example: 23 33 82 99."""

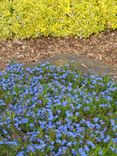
0 62 117 156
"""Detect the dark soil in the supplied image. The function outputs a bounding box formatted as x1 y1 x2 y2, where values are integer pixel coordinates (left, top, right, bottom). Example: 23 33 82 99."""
0 30 117 80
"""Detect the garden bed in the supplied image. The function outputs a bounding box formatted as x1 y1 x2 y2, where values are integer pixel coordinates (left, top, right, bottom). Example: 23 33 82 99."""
0 62 117 156
0 1 117 155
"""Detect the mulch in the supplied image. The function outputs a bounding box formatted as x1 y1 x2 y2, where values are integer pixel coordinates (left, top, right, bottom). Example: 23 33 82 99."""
0 30 117 80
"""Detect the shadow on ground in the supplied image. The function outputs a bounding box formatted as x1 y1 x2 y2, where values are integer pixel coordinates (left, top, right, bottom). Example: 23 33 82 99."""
29 54 117 82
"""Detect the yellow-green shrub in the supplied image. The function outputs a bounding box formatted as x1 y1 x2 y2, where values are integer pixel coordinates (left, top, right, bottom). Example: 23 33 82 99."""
0 0 117 39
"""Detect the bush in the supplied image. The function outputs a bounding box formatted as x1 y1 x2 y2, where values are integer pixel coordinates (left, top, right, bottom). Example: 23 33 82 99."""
0 62 117 156
0 0 117 39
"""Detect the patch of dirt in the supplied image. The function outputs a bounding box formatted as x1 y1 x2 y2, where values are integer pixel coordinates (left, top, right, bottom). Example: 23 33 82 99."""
40 54 117 81
0 30 117 80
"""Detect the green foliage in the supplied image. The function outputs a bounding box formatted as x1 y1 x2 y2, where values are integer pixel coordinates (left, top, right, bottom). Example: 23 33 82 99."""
0 145 18 156
0 0 117 39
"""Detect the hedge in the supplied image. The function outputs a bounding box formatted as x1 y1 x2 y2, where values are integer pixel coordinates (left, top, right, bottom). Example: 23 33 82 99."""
0 0 117 39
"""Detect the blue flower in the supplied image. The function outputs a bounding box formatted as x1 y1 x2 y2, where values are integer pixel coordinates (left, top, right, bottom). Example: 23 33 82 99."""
0 99 5 106
87 141 95 148
72 149 77 155
62 101 67 107
110 119 115 126
20 118 28 124
93 117 99 123
98 150 103 155
0 141 4 145
16 151 24 156
78 148 87 156
84 145 90 152
66 110 73 117
110 146 117 154
112 138 117 143
103 135 110 142
29 123 34 128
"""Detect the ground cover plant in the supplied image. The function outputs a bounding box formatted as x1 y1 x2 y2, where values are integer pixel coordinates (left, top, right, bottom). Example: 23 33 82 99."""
0 62 117 156
0 0 117 39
